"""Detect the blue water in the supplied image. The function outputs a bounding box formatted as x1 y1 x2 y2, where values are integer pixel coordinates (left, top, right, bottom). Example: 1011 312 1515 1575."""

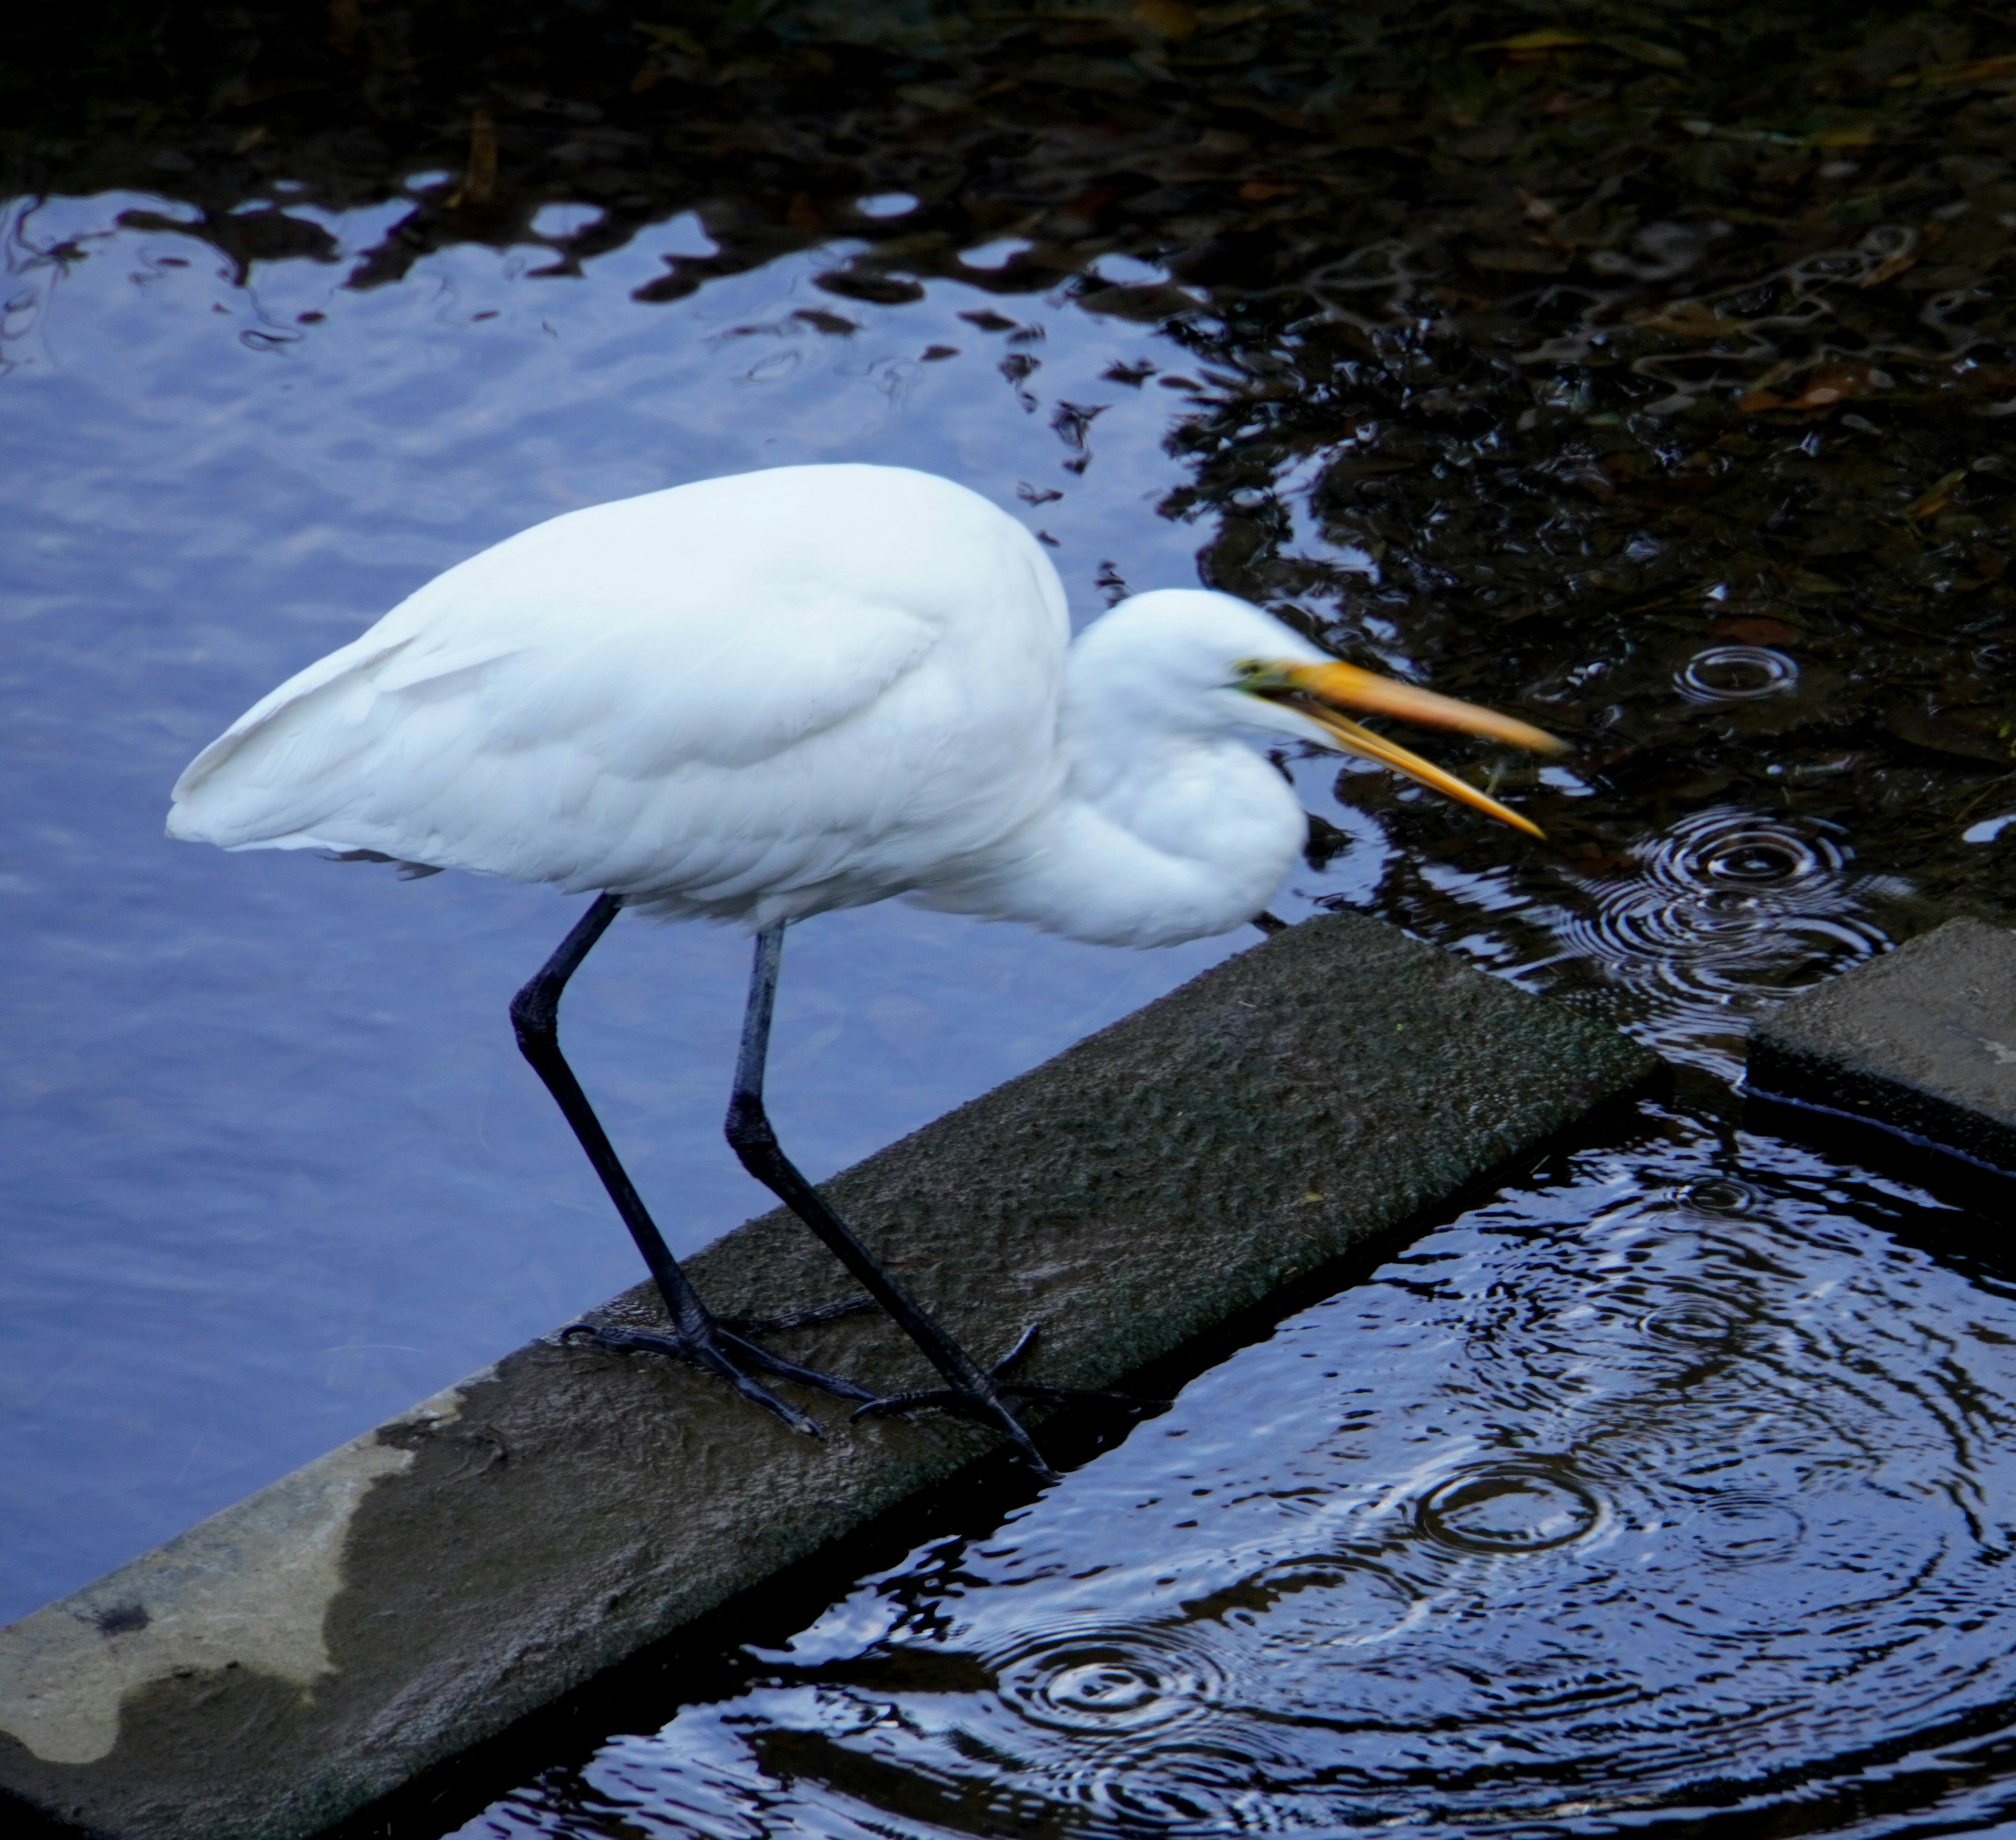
0 193 1372 1622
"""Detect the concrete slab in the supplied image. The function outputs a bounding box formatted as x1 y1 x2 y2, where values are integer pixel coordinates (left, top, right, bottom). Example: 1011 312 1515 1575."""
1748 917 2016 1176
0 912 1655 1840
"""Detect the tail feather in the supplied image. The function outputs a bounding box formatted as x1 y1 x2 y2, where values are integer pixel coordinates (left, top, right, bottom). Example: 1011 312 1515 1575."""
166 632 518 855
167 633 416 847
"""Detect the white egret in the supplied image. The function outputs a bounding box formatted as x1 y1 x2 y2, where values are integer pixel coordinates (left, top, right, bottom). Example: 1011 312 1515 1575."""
168 463 1561 1474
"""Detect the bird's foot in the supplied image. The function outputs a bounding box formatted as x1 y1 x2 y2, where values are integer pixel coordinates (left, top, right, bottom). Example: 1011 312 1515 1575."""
720 1294 876 1336
851 1324 1169 1481
559 1312 877 1438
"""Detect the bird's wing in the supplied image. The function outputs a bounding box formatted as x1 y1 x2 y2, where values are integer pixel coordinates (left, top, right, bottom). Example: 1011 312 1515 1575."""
168 588 942 868
167 467 1067 908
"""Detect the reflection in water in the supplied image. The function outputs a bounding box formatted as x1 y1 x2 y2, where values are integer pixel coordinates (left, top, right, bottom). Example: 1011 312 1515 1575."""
465 1117 2016 1838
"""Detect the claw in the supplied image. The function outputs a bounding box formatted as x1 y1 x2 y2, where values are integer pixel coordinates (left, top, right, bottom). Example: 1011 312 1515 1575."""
720 1295 877 1335
993 1321 1043 1373
852 1387 959 1418
976 1324 1165 1406
854 1378 1167 1416
558 1317 875 1438
846 1321 1165 1481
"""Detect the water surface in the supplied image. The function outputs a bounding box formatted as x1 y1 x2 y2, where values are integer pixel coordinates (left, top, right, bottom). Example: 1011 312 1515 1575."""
7 3 2016 1833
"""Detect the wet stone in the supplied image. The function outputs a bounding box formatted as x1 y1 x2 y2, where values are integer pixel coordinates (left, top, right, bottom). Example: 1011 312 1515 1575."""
0 913 1653 1840
1748 916 2016 1174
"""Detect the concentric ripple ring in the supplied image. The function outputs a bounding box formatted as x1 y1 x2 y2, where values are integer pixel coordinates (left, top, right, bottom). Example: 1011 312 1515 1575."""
989 1621 1231 1738
1677 645 1799 703
1415 1460 1606 1553
1552 807 1889 1064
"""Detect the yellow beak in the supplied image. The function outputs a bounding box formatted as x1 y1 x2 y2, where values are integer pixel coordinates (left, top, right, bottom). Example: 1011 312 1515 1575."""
1253 660 1566 841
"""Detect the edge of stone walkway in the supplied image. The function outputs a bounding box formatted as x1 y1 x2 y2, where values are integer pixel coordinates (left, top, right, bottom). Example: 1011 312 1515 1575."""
1748 916 2016 1178
0 911 1657 1840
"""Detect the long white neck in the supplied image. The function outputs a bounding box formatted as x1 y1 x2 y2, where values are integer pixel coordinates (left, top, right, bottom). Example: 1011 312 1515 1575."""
912 638 1309 948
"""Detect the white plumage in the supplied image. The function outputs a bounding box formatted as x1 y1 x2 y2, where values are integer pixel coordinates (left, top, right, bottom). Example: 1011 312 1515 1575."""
167 461 1562 1460
172 467 1052 926
169 464 1551 948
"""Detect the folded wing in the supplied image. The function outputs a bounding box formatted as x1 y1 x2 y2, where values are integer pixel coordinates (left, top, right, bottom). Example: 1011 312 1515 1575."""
168 466 1069 917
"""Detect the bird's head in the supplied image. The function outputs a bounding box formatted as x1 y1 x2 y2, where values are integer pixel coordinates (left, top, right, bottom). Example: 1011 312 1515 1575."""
1075 590 1567 838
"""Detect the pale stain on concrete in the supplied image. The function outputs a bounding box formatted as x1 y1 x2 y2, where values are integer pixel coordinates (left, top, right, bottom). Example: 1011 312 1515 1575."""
0 1378 484 1767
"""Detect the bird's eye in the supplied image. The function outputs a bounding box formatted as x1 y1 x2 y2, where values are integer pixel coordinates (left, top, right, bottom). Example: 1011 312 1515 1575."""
1230 658 1295 696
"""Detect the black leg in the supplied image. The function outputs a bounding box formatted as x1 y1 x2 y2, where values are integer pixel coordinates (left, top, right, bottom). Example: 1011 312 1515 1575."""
722 926 1157 1481
511 895 875 1435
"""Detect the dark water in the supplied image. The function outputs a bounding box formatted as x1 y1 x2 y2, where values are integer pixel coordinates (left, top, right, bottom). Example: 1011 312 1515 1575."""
460 1116 2016 1839
7 3 2016 1834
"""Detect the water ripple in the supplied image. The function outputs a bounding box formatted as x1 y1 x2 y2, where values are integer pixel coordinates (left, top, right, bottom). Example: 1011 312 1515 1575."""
1414 1461 1606 1553
1676 1176 1763 1215
1642 1297 1742 1344
988 1622 1228 1739
1554 806 1891 1069
1676 644 1800 703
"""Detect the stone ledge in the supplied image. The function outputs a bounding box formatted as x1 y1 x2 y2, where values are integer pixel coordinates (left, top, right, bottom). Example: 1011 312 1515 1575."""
1747 917 2016 1178
0 911 1657 1840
